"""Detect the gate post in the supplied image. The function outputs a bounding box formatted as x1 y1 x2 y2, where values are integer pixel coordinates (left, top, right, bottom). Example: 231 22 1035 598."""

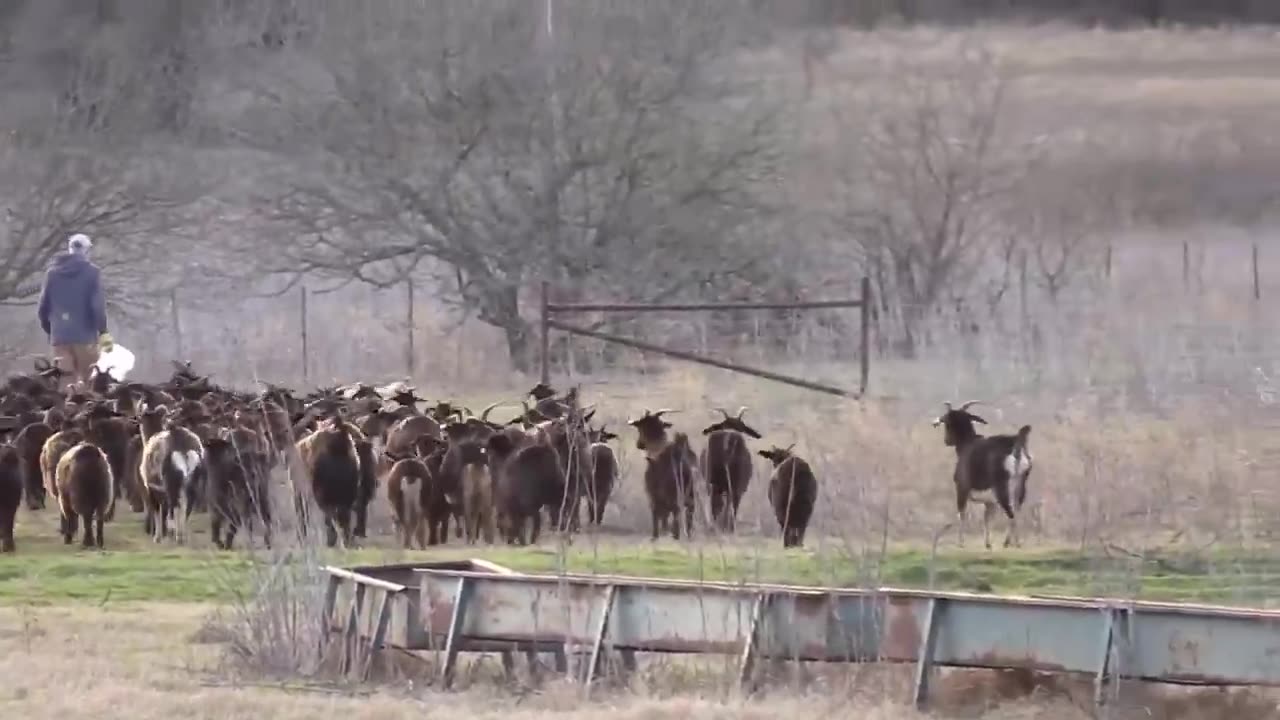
539 281 551 384
859 276 871 397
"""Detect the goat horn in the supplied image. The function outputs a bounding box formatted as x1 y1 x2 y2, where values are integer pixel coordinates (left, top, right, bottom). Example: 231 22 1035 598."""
958 400 983 411
651 408 677 417
784 442 796 453
713 407 730 420
736 406 748 420
480 401 503 423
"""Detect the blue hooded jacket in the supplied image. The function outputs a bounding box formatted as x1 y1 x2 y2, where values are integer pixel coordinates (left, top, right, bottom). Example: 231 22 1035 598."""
36 252 108 346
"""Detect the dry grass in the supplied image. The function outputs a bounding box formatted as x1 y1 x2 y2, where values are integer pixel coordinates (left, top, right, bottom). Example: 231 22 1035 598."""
2 603 1275 720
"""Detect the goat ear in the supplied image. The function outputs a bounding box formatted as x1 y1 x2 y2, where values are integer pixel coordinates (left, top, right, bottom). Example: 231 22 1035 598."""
756 449 771 459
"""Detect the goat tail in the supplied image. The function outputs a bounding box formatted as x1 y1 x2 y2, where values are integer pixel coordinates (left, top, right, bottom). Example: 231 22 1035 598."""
1014 424 1031 448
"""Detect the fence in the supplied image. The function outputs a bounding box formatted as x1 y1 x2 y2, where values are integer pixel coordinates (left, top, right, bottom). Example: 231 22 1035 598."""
133 237 1275 391
538 277 873 398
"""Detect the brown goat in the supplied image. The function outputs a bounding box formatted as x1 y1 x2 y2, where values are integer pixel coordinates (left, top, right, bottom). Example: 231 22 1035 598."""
41 428 84 506
492 433 563 546
699 407 762 533
0 442 20 552
204 435 271 550
55 442 114 549
760 445 817 549
584 425 618 526
384 414 442 457
14 420 53 510
643 432 699 541
459 451 495 544
293 415 362 548
385 456 431 549
83 408 132 521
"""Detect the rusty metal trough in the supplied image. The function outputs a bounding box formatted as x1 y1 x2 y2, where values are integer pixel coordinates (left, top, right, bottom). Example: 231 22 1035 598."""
322 560 1280 709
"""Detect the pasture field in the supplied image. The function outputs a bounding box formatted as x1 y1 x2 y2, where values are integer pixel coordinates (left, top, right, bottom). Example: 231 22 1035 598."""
7 498 1280 607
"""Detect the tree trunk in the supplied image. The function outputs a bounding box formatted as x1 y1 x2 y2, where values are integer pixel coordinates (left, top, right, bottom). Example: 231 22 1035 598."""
503 321 533 373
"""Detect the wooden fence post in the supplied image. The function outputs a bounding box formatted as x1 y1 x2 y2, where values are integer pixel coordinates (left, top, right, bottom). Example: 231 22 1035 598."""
406 279 416 379
539 281 551 384
170 288 183 359
859 276 871 397
300 286 309 384
1253 243 1261 301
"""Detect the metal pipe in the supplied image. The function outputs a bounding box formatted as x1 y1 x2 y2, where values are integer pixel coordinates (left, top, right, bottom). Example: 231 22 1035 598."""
546 299 864 313
545 319 855 398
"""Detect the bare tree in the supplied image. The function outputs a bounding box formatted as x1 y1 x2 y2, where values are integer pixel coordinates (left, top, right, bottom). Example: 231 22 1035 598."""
832 46 1036 356
0 1 214 317
236 0 782 370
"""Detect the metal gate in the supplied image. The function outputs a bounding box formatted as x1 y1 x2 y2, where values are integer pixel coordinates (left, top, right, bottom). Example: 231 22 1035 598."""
537 277 872 398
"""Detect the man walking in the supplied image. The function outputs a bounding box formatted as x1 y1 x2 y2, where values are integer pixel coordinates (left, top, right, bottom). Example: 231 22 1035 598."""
36 233 113 391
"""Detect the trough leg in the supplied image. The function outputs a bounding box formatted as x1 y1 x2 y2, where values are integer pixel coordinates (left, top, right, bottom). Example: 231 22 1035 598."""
912 597 944 710
738 592 770 693
583 585 617 693
440 577 473 690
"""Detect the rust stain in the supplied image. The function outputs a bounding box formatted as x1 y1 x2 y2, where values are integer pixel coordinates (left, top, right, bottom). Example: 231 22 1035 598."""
1167 633 1201 673
964 649 1070 674
881 597 922 660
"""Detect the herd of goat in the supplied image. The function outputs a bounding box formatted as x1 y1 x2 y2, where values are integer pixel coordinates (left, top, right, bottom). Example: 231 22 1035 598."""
0 360 1035 556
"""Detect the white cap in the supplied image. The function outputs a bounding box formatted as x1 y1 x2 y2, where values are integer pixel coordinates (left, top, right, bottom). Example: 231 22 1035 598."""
68 233 92 253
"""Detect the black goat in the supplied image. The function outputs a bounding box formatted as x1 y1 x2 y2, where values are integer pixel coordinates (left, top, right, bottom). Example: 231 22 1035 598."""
700 407 761 532
584 424 618 526
933 401 1033 550
759 444 817 549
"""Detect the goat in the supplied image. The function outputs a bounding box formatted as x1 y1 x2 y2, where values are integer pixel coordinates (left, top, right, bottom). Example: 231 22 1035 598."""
55 442 113 549
700 407 762 532
759 445 817 548
14 420 53 510
492 433 563 546
456 442 495 544
204 435 271 550
644 432 699 541
0 440 20 552
40 428 84 508
584 424 618 526
129 404 169 533
933 401 1033 550
294 415 362 548
139 421 205 543
544 389 592 533
352 437 377 539
629 410 698 540
385 455 431 549
83 406 132 521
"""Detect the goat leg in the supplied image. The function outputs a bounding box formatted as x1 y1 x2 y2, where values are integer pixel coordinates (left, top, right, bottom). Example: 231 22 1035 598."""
211 513 225 550
80 512 95 549
982 503 996 550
